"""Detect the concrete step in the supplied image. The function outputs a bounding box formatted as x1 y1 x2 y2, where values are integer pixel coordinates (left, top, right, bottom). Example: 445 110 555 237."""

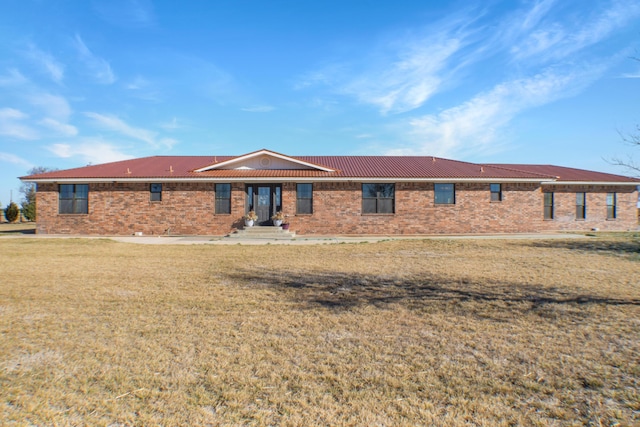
227 226 296 240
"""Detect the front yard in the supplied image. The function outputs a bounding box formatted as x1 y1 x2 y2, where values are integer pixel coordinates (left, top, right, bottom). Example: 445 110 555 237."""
1 235 638 426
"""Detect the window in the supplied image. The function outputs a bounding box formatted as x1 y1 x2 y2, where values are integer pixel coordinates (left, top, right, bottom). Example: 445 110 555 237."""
150 183 162 201
246 185 254 212
490 183 502 202
59 184 88 214
297 183 313 214
576 192 586 220
362 183 395 214
275 186 282 212
215 183 231 214
434 183 455 204
544 192 554 220
607 193 617 219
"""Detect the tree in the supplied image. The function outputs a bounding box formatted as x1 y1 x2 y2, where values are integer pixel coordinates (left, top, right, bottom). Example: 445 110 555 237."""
610 54 640 176
5 202 19 223
610 125 640 176
21 186 36 221
19 166 57 222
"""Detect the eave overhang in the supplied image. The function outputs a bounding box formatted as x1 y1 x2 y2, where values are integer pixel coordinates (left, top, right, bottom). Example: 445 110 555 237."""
23 177 554 184
541 181 640 186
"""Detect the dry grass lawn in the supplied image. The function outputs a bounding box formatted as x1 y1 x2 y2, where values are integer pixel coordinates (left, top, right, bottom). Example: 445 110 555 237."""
1 234 639 426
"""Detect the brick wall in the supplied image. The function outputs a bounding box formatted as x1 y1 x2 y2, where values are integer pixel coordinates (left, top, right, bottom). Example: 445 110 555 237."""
35 181 638 235
538 185 637 232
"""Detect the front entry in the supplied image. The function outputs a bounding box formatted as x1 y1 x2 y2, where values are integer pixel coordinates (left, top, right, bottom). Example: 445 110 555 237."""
246 184 282 225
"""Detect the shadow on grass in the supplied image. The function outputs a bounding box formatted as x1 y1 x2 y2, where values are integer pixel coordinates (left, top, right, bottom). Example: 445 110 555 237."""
0 223 36 234
524 238 640 256
226 268 640 312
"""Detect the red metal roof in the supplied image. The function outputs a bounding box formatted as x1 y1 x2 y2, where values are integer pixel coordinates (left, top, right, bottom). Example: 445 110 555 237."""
19 152 639 183
488 164 640 183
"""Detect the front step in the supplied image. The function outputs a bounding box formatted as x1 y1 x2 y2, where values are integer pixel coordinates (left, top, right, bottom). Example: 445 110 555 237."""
227 226 296 240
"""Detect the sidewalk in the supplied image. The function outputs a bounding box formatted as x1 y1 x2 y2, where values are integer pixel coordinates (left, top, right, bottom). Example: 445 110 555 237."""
103 233 589 245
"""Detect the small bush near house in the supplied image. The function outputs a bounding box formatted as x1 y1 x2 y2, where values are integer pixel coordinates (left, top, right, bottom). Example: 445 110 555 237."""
4 202 19 223
20 201 35 221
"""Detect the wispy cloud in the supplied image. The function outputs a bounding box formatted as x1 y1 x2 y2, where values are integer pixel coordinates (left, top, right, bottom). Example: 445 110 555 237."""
390 64 606 157
298 0 638 156
73 35 116 84
294 64 347 90
510 0 640 62
346 23 480 115
125 75 161 101
48 139 134 164
241 105 275 113
0 108 39 140
0 152 33 168
84 112 176 149
519 0 557 32
27 92 72 121
126 75 149 90
93 0 156 28
159 138 178 149
84 112 155 144
24 44 65 84
39 118 78 137
0 69 28 86
160 117 182 131
346 42 460 115
299 16 477 115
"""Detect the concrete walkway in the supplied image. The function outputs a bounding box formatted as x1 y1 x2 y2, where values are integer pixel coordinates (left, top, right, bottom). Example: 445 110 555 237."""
99 232 590 245
0 229 593 245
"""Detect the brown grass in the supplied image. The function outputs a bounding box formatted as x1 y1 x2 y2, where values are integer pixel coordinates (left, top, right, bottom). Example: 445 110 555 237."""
0 222 35 235
1 235 639 426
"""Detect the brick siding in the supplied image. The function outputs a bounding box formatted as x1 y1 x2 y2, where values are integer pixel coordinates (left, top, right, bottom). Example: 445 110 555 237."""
538 185 638 232
35 182 638 235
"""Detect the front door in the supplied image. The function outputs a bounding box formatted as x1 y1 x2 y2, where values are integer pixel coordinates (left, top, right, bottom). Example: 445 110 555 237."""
247 184 282 225
256 186 271 224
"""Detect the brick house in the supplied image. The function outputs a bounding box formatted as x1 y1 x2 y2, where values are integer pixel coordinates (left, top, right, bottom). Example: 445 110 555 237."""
20 149 640 235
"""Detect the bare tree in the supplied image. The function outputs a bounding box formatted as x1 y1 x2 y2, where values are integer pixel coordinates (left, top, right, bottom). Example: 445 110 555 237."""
609 54 640 176
610 126 640 176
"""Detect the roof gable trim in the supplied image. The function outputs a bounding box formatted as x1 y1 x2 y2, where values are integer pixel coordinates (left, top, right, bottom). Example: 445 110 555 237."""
194 149 335 173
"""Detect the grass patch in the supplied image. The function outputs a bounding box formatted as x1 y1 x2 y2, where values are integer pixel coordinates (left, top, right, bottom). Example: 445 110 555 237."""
1 237 639 425
0 222 36 235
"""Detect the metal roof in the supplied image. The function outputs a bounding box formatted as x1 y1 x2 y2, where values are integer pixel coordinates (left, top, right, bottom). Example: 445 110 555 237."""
19 151 640 184
488 164 640 184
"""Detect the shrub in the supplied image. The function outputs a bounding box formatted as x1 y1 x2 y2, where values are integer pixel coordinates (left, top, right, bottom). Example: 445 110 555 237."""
5 202 20 223
21 200 35 221
21 187 36 221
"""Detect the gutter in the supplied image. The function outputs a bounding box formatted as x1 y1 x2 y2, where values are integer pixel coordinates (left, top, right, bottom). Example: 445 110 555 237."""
22 177 552 184
541 181 640 186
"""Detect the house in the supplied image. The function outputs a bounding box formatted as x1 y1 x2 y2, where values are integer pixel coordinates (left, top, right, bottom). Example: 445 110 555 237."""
20 149 640 236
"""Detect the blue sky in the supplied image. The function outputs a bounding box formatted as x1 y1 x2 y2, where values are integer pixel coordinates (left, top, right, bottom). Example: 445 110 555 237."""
1 0 639 205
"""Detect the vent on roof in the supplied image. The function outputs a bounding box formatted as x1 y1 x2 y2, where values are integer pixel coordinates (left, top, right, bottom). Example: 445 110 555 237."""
260 157 271 167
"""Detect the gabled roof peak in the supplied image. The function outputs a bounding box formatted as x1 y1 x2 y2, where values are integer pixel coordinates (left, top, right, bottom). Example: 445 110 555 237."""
194 149 335 173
